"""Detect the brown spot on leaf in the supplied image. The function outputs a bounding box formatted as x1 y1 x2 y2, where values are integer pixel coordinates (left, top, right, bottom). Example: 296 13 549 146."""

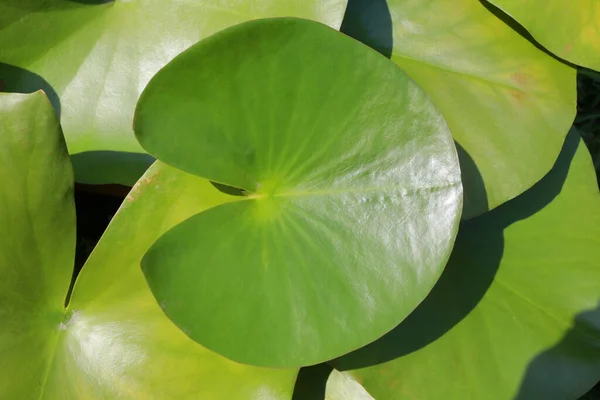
125 171 159 202
511 72 529 87
142 175 156 186
511 89 526 105
125 186 140 203
565 43 573 54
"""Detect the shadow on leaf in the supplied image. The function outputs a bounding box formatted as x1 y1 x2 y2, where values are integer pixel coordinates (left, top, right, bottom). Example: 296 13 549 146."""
292 363 334 400
67 0 113 4
516 302 600 400
479 0 577 69
0 63 153 185
0 0 111 29
210 182 246 197
340 0 393 59
329 129 579 372
71 151 155 187
456 140 489 219
0 62 61 118
339 0 491 219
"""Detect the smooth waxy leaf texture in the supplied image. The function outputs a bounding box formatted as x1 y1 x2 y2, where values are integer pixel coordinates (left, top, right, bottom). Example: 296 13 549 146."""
0 91 75 398
0 92 296 398
50 164 296 399
0 0 347 185
341 0 576 218
327 132 600 399
488 0 600 71
134 18 463 368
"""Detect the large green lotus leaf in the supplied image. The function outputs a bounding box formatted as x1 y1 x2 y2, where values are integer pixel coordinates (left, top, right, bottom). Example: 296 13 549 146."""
487 0 600 71
0 0 347 185
340 0 576 218
50 163 297 398
0 91 75 397
134 18 463 368
326 131 600 399
0 92 296 397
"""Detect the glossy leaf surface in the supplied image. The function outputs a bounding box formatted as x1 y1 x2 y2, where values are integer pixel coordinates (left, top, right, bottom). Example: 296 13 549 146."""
341 0 576 218
135 18 463 368
50 164 296 399
0 91 75 398
0 0 347 185
0 92 296 398
488 0 600 71
329 132 600 399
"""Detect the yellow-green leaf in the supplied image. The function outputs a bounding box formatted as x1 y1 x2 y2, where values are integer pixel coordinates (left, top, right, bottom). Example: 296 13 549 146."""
488 0 600 71
341 0 577 218
0 91 297 398
0 0 347 185
329 132 600 399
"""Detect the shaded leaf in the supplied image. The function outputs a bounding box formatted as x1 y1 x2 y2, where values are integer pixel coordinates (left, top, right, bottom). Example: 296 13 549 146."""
487 0 600 71
329 131 600 399
340 0 576 218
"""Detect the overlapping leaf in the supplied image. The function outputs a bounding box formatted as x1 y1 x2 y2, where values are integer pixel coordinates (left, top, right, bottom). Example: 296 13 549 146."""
341 0 577 218
0 92 296 398
326 132 600 399
53 164 296 399
0 91 75 397
488 0 600 71
0 0 347 184
134 18 463 367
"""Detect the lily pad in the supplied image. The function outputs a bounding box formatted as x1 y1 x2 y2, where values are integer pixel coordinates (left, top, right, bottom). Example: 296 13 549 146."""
0 0 347 185
487 0 600 71
0 91 75 397
134 18 463 368
0 91 296 398
340 0 576 218
328 131 600 399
